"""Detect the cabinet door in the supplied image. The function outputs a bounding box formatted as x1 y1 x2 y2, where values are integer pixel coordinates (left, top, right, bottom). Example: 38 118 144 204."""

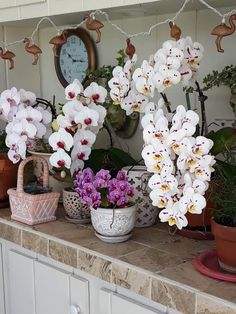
35 261 70 314
0 1 15 9
17 0 45 5
70 275 90 314
0 245 5 314
99 289 164 314
8 250 36 314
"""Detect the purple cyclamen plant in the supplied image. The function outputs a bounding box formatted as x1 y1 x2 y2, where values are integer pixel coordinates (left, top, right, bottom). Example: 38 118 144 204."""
75 168 134 209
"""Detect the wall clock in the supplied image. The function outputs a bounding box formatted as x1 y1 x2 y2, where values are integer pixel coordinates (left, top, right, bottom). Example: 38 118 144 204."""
54 27 97 87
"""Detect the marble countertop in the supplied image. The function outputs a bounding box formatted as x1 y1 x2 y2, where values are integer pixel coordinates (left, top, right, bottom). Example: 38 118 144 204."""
0 206 236 314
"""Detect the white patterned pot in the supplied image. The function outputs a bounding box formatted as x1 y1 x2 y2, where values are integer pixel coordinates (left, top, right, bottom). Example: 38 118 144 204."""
123 165 158 228
91 204 136 237
63 188 90 222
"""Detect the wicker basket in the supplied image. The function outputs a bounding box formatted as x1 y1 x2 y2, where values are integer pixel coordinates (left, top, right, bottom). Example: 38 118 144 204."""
8 156 60 225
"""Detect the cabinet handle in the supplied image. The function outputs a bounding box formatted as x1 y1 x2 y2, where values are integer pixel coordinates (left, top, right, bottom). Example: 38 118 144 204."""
70 305 81 314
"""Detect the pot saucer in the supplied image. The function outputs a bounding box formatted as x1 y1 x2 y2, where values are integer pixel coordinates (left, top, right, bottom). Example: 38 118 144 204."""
65 215 91 224
193 250 236 282
95 232 132 243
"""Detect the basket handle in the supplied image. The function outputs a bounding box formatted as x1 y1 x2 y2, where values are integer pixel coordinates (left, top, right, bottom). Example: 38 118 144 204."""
17 156 49 193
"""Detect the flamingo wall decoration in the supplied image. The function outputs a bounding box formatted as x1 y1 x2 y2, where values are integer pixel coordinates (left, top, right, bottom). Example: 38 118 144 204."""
23 38 42 65
49 30 68 56
0 47 15 70
211 14 236 53
125 38 136 59
84 14 104 43
169 21 182 41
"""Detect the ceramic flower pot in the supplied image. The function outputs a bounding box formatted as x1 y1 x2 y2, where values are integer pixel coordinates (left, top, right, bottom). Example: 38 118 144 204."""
0 153 18 201
91 204 136 242
212 218 236 273
28 150 71 200
63 188 90 223
122 166 157 227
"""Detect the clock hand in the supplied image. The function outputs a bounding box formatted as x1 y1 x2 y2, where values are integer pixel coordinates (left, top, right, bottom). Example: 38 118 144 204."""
67 53 77 62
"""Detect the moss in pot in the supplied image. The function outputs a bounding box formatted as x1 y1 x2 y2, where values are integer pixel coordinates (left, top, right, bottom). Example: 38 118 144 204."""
75 168 137 243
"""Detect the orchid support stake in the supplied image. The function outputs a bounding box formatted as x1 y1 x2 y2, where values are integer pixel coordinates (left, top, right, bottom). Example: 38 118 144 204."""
160 92 171 113
195 81 208 136
103 122 113 148
185 92 191 110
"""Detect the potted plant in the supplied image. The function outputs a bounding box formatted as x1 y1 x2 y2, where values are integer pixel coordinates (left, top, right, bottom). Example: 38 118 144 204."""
203 64 236 113
0 131 18 204
206 127 236 272
75 168 136 243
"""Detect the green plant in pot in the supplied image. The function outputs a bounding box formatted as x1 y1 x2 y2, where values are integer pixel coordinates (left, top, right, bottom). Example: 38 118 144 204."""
207 127 236 272
203 64 236 114
0 131 18 203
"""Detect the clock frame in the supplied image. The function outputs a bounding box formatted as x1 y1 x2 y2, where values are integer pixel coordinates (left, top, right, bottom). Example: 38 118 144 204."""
54 27 97 87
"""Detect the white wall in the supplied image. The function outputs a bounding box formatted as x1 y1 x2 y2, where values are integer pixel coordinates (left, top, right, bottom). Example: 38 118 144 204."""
0 6 236 159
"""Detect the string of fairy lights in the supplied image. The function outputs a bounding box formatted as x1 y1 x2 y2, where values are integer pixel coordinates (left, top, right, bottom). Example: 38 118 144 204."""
0 0 235 68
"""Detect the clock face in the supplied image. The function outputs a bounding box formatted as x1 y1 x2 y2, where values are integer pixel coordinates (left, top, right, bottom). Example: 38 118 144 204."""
54 28 97 88
59 35 89 85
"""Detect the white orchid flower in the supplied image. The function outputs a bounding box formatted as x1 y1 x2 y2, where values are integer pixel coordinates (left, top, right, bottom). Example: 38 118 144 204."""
73 129 96 147
108 74 130 97
0 99 10 119
16 106 42 123
121 90 149 115
144 102 158 115
49 128 74 151
71 143 91 161
75 107 99 128
124 54 137 80
14 118 37 140
84 82 107 103
50 148 71 169
109 87 123 105
135 76 155 97
190 136 213 156
148 173 178 196
183 173 208 195
184 45 202 70
154 51 167 72
1 87 20 106
141 114 154 129
153 66 181 92
63 100 84 116
33 121 47 139
88 102 107 127
179 65 193 86
57 114 74 128
19 89 36 106
150 189 172 208
177 152 199 172
6 133 26 152
154 117 169 141
8 149 21 164
70 159 84 176
65 79 83 100
179 187 206 214
133 60 154 82
183 110 199 126
159 201 188 229
194 155 215 181
35 106 52 125
166 129 187 151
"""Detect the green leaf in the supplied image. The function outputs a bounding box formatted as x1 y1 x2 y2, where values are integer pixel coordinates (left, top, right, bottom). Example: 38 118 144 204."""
84 149 108 173
207 127 236 156
108 147 136 170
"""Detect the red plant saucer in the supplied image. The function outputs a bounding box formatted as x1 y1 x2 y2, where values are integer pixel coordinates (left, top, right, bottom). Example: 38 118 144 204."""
193 250 236 282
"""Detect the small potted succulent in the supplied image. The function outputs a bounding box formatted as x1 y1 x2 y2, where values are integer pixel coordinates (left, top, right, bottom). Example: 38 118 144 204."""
75 168 136 243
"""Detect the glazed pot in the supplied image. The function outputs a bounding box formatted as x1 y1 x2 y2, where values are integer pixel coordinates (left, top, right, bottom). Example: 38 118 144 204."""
123 165 157 227
63 188 90 223
91 204 137 238
0 153 18 201
28 150 71 200
212 218 236 273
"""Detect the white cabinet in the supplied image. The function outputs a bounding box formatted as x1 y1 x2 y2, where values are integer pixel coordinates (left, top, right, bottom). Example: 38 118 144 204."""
7 250 36 314
99 289 164 314
0 245 5 314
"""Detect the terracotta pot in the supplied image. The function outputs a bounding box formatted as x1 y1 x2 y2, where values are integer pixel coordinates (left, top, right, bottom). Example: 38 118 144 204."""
212 219 236 273
0 153 18 201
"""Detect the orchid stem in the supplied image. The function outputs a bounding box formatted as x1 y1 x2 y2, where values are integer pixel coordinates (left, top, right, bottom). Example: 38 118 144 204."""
195 81 208 136
160 92 171 113
185 92 191 110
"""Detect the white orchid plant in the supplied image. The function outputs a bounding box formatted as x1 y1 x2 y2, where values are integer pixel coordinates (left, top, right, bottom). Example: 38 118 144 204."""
0 87 52 163
48 79 107 176
108 36 215 229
